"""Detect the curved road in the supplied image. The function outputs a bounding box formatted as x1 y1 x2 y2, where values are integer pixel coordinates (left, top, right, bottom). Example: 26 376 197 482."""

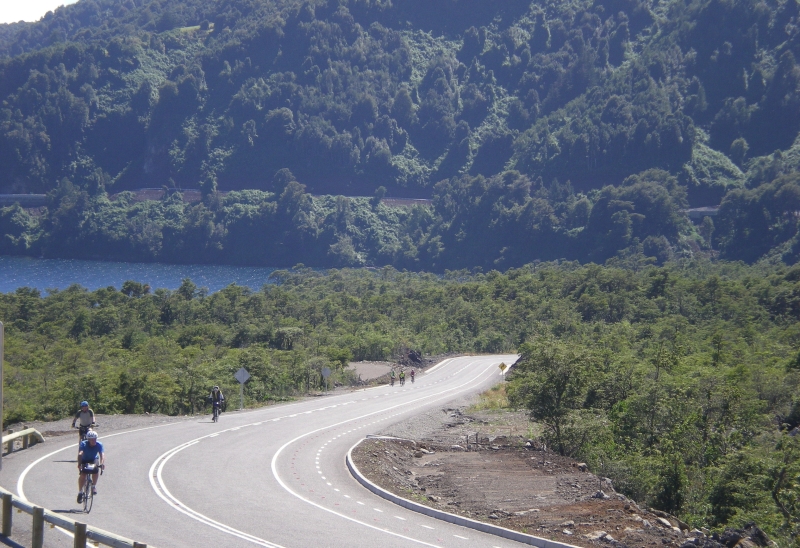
2 355 524 548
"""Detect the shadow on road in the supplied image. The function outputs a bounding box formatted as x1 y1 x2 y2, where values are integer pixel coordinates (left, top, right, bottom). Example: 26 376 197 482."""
51 509 85 514
52 459 76 463
0 535 25 548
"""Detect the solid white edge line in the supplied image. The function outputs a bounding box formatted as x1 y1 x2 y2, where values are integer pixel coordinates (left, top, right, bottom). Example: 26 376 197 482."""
17 421 182 502
149 442 282 547
15 386 366 501
268 356 513 548
16 421 184 542
422 358 454 375
13 357 479 546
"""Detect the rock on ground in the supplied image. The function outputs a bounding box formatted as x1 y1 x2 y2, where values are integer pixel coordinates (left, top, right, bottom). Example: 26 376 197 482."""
351 401 771 548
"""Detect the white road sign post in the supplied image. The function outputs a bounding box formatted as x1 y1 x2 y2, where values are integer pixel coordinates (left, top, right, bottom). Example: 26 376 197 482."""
234 367 250 410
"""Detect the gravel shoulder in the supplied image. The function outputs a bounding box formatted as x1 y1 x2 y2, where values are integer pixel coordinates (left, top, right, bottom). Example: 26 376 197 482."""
352 396 768 548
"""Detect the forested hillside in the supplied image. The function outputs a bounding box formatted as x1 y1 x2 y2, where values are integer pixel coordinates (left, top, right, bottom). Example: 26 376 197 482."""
1 0 800 267
1 263 798 542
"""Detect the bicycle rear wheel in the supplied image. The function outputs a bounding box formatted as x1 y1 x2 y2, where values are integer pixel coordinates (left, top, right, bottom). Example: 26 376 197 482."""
83 478 93 513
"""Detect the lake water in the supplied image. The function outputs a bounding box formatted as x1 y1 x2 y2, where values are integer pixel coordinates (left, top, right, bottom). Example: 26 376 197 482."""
0 256 281 294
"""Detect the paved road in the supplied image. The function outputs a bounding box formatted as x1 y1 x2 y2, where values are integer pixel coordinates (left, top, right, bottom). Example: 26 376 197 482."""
2 355 525 548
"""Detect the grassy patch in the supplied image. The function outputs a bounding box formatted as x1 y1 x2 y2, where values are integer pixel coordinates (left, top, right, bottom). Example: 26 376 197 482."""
469 384 510 412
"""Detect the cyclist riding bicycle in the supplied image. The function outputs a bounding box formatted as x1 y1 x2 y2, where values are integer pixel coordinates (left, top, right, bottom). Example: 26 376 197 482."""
77 431 105 503
390 370 396 386
399 370 406 386
210 386 225 416
410 369 415 383
71 401 96 442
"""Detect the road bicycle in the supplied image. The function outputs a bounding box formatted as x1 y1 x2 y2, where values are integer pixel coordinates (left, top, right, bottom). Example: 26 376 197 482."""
75 423 99 441
212 401 223 422
78 461 103 513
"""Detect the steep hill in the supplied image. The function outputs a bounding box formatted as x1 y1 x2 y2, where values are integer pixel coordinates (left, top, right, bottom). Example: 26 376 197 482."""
1 0 800 268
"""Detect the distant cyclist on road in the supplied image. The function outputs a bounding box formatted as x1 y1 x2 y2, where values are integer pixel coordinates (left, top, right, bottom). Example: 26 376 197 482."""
390 370 396 386
77 431 104 503
399 370 406 386
71 401 96 442
410 369 415 383
210 386 225 420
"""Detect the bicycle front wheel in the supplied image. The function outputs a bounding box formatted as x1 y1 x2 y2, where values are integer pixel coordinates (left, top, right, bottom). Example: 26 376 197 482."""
83 479 93 513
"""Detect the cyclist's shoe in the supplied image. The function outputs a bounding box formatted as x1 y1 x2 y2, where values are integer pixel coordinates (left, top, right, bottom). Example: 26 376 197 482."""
92 487 97 495
77 492 83 503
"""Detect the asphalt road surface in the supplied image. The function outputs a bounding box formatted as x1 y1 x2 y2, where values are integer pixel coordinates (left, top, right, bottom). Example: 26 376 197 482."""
2 355 526 548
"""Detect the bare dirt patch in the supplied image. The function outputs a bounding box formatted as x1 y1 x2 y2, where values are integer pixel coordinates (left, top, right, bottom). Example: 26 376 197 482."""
347 361 394 381
352 406 768 548
347 352 460 385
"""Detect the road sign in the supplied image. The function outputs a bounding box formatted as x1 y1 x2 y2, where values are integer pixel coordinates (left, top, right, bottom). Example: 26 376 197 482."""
498 362 507 374
234 367 250 410
321 367 332 393
235 367 251 384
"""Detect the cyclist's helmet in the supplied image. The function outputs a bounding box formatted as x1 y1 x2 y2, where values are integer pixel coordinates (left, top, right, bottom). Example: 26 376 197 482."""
80 401 89 407
86 431 98 439
213 385 219 390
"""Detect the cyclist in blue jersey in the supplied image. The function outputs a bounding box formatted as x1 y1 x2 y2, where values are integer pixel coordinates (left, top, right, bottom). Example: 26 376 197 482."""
77 431 105 503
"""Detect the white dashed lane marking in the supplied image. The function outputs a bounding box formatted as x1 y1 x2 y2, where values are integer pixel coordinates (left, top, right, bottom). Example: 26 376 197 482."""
284 365 509 543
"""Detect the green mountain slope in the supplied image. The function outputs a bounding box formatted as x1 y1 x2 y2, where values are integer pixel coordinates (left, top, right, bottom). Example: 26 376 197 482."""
1 0 800 268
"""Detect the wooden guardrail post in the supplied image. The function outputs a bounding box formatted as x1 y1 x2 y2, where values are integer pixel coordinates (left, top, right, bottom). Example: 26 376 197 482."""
31 506 44 548
133 542 148 548
74 522 87 548
1 493 11 536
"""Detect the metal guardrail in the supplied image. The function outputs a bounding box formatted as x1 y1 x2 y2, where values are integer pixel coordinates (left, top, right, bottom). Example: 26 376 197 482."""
2 428 45 454
1 486 151 547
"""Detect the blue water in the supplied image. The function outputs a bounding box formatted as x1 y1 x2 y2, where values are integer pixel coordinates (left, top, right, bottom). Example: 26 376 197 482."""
0 256 281 294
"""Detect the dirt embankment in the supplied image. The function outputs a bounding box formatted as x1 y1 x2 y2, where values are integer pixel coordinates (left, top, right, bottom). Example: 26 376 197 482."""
352 408 771 548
